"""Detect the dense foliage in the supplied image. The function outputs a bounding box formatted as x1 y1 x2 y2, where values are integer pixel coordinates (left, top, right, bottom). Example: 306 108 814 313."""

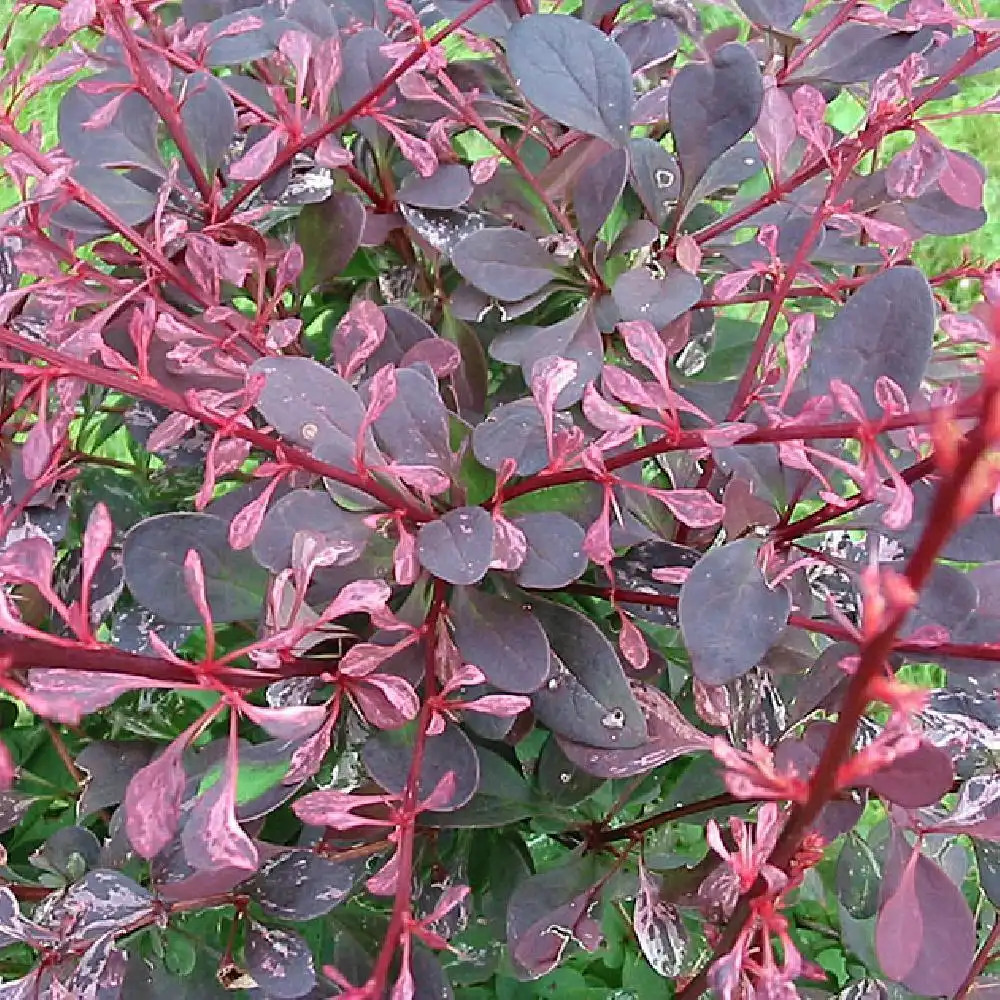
0 0 999 996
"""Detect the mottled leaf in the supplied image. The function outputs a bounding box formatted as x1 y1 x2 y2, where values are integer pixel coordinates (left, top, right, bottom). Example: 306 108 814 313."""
245 923 316 999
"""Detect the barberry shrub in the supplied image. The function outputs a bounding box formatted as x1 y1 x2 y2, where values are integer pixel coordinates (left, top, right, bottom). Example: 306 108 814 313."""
0 0 999 996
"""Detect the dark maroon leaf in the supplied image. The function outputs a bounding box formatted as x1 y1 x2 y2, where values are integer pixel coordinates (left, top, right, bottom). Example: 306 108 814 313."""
669 43 763 201
679 538 791 685
506 14 634 146
249 356 366 450
181 71 236 178
58 74 166 178
245 922 316 999
557 682 711 777
123 513 267 624
338 29 395 132
529 597 647 749
905 184 988 237
734 0 804 28
904 563 977 636
490 306 604 408
614 18 679 73
297 192 366 291
876 838 975 996
451 227 557 301
398 164 474 209
512 512 588 589
574 147 629 245
206 9 285 65
362 722 480 811
611 540 701 627
77 741 156 818
807 266 934 418
473 400 566 476
506 857 605 979
422 746 533 828
450 586 551 693
629 138 681 226
612 267 703 327
252 489 371 572
864 739 954 807
417 505 494 585
55 167 158 236
247 851 362 921
536 735 605 805
369 367 452 472
33 826 101 877
789 20 935 85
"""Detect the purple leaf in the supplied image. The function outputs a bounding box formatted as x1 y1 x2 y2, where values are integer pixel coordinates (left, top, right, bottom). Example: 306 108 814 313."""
473 400 569 476
24 670 171 725
398 163 473 210
297 191 366 291
252 489 371 572
557 682 711 777
512 512 588 589
529 596 648 749
450 585 551 694
362 722 480 812
180 71 236 177
669 43 763 201
629 138 681 226
573 147 629 244
369 367 452 472
612 267 702 328
34 871 154 942
451 227 557 301
507 14 634 146
123 513 268 624
490 306 603 409
864 738 954 808
417 506 494 585
679 538 791 685
876 840 975 996
807 266 934 418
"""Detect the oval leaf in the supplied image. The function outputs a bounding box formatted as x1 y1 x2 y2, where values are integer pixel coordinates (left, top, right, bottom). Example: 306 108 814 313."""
417 506 495 585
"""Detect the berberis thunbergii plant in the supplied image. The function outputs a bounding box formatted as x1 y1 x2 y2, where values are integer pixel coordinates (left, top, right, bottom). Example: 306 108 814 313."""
0 0 999 996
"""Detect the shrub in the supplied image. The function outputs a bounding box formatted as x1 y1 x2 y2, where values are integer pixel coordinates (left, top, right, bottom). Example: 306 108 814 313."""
0 0 999 996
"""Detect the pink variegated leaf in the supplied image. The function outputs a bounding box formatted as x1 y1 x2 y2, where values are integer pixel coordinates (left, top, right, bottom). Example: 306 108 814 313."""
601 365 664 411
712 269 757 302
756 77 796 179
461 693 532 717
939 148 984 209
400 337 461 376
350 674 421 729
394 521 419 586
701 422 755 447
675 234 702 275
181 752 259 872
334 300 387 381
229 476 283 550
321 579 392 623
293 788 393 830
147 411 197 453
619 614 649 670
124 738 188 859
656 489 725 528
391 954 415 1000
619 320 668 386
367 848 402 896
24 670 175 725
471 156 500 184
337 641 395 678
239 703 327 741
229 128 284 180
388 463 451 496
0 740 13 791
0 538 56 593
285 715 337 784
530 356 578 456
490 513 527 571
80 501 112 597
582 383 645 436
